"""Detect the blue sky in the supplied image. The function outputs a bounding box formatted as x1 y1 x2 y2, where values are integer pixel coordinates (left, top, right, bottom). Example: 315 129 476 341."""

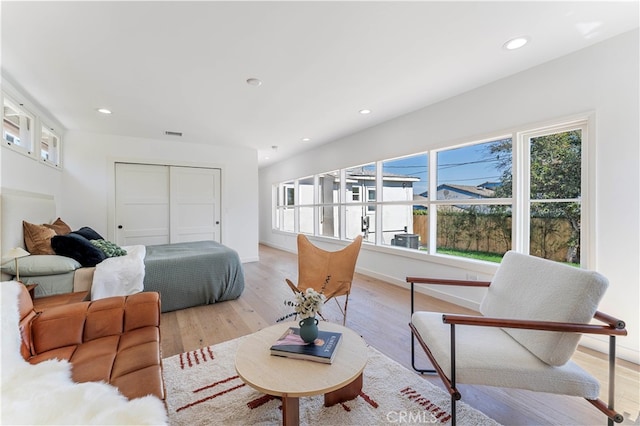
381 140 507 195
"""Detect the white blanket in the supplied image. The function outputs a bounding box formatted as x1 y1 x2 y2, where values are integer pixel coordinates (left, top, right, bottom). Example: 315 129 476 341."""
91 245 146 300
1 281 167 425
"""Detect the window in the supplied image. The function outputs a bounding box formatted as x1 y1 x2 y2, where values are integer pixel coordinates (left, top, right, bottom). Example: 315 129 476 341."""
434 138 512 261
381 153 428 247
352 187 360 201
2 91 63 169
345 163 375 242
298 176 314 234
41 126 61 167
524 126 583 264
272 118 589 267
3 96 34 155
318 171 339 238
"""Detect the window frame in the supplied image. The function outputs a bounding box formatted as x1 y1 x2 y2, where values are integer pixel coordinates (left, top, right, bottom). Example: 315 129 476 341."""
40 123 62 168
3 94 35 157
272 115 594 268
2 90 64 171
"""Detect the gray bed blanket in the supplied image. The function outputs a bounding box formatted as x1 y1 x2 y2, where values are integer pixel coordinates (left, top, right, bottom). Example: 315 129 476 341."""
143 241 245 312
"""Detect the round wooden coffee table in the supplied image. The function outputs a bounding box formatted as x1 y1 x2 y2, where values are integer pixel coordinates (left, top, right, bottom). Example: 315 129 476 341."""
235 321 367 426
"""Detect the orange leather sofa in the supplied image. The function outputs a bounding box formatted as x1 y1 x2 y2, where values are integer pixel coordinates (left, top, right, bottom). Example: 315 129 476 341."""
18 285 165 401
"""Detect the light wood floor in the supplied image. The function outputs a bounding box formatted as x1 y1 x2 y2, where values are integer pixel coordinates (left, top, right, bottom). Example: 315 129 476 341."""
161 244 640 425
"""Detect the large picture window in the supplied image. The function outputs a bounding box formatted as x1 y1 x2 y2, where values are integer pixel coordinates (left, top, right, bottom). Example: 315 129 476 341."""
273 118 590 267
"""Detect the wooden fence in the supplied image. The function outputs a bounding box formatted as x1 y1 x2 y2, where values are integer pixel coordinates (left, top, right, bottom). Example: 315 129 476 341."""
412 213 578 263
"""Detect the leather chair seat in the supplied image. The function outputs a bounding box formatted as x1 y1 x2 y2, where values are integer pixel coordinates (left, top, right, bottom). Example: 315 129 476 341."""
18 285 165 401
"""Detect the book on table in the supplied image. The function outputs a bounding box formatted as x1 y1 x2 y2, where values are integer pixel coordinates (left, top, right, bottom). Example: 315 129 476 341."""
270 327 343 364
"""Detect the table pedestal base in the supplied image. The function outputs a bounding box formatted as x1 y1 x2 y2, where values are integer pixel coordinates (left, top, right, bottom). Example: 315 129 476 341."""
280 372 363 426
282 395 299 426
324 372 363 407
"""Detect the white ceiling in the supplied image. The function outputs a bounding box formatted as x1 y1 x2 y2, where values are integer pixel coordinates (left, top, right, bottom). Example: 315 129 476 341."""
2 1 638 168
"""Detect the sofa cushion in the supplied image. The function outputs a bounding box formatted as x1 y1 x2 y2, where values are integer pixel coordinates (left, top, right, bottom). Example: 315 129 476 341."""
17 285 165 401
480 251 608 366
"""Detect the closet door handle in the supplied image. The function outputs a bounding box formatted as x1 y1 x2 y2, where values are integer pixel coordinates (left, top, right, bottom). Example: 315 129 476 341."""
118 225 123 229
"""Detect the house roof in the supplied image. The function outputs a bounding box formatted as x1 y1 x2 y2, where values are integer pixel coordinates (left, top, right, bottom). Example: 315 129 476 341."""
438 184 496 198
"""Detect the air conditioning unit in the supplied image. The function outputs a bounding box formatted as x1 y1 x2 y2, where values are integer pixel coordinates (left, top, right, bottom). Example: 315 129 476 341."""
391 233 419 249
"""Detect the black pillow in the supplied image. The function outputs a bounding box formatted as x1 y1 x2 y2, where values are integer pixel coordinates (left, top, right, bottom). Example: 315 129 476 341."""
51 233 107 267
73 226 104 241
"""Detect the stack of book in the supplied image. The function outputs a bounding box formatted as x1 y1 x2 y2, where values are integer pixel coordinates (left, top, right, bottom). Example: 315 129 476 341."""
270 327 343 364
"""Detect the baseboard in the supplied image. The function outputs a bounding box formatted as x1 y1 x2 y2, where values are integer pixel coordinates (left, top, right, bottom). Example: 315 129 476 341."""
354 265 482 312
580 335 639 365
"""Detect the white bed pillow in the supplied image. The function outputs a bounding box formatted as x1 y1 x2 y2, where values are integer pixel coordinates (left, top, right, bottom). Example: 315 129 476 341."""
0 255 81 276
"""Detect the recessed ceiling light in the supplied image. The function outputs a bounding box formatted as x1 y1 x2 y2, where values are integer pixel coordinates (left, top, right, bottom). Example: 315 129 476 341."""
503 36 530 50
359 109 372 115
246 78 262 87
96 108 112 114
301 138 311 142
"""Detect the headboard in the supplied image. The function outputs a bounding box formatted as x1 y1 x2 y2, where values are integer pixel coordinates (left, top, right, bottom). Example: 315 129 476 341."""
1 188 57 256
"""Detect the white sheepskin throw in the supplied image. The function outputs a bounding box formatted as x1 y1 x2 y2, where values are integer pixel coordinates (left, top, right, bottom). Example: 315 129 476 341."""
1 281 168 425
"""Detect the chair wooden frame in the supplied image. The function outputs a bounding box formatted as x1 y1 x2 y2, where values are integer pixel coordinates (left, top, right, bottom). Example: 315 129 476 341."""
408 277 627 425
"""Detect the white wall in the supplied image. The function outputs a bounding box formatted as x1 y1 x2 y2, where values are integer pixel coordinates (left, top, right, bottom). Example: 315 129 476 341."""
259 30 640 362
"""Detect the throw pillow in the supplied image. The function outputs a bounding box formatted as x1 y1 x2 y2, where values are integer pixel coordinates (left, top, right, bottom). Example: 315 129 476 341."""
50 234 107 267
22 221 56 255
44 217 72 235
90 239 127 257
73 226 104 241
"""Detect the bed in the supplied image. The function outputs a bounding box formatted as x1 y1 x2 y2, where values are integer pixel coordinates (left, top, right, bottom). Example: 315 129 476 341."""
0 188 245 313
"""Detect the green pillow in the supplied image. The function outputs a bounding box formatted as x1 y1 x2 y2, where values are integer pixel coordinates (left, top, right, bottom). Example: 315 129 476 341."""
90 239 128 257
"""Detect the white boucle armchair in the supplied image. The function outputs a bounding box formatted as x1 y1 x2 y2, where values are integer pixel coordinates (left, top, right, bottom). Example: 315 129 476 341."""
408 251 627 425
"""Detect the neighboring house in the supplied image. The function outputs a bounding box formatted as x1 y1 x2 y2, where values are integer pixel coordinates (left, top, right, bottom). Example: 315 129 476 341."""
295 167 420 242
415 183 501 214
435 183 497 200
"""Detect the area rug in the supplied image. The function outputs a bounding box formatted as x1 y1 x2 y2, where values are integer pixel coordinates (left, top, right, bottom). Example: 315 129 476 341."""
163 336 501 425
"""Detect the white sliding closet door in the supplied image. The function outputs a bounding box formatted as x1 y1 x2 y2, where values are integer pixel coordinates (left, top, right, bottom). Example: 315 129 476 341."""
115 163 221 246
170 166 221 243
115 163 170 246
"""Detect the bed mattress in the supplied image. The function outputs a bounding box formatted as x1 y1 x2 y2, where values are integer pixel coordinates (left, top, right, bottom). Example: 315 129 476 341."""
142 240 245 312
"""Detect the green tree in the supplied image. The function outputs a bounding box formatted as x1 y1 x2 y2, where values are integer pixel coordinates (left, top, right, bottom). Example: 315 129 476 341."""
487 131 582 263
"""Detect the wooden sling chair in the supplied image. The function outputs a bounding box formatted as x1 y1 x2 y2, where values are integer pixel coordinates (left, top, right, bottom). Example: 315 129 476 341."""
408 250 627 425
286 234 363 325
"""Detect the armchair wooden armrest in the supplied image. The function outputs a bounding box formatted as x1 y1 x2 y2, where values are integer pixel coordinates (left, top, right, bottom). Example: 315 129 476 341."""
441 313 628 336
406 276 492 287
408 276 491 317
